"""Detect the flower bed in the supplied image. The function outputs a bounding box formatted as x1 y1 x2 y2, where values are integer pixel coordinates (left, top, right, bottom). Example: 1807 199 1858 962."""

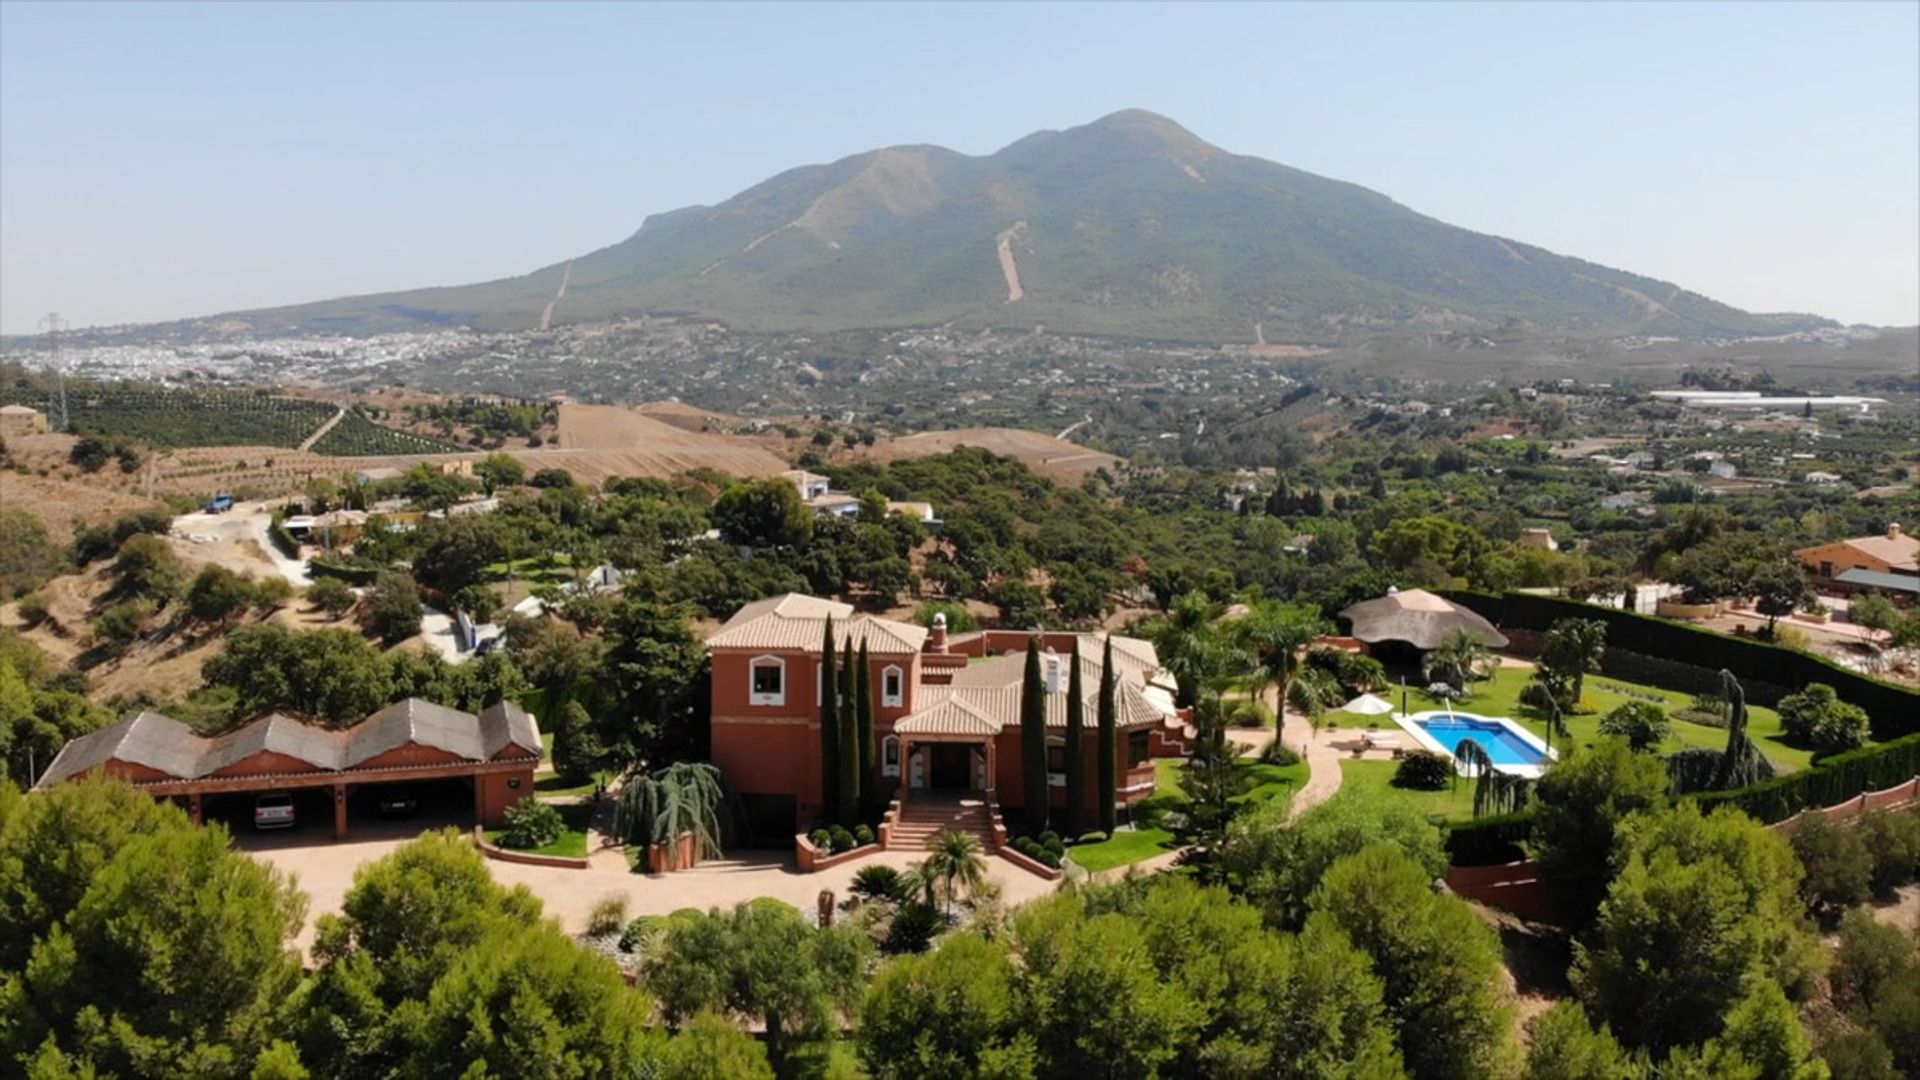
794 832 881 873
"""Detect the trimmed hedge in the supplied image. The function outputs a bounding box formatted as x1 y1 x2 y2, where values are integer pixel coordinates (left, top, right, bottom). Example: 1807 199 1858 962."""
1444 734 1920 860
1443 590 1920 740
268 523 301 560
1691 733 1920 823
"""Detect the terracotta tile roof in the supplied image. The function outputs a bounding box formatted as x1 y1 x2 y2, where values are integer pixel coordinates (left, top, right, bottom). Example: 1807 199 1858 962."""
35 698 541 788
1840 534 1919 571
706 592 927 654
894 667 1167 738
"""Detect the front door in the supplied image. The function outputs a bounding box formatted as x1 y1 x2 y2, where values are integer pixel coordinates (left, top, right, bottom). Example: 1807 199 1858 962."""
929 743 972 790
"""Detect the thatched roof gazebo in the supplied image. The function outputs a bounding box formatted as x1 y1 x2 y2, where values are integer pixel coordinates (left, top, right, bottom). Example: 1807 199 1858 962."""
1337 588 1509 651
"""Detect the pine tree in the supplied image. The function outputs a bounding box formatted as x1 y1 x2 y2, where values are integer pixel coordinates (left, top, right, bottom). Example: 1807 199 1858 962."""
1063 646 1085 838
838 640 858 823
1020 637 1049 835
1097 636 1118 835
855 638 875 792
820 616 839 818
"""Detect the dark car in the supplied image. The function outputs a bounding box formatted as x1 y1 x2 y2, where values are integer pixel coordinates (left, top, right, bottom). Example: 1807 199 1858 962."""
376 787 418 816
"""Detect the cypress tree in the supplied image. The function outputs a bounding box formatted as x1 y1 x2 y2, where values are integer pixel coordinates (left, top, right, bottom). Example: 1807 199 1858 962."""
1097 635 1118 835
855 638 875 789
838 640 859 823
820 616 839 818
1063 646 1085 838
1020 637 1049 835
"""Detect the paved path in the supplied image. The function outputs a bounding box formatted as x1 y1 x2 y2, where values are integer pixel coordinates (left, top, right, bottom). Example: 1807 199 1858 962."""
1289 716 1347 820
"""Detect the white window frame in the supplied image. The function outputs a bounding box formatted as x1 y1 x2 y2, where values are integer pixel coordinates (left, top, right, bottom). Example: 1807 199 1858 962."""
749 655 787 707
881 664 905 708
882 736 901 777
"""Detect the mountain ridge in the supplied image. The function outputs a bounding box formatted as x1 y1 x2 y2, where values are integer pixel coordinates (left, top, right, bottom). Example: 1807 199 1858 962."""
115 110 1840 343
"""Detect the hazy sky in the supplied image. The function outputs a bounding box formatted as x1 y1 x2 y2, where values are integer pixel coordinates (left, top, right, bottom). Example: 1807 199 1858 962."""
3 1 1916 334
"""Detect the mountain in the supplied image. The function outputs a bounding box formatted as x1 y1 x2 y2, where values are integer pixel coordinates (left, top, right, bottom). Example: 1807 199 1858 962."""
195 110 1829 343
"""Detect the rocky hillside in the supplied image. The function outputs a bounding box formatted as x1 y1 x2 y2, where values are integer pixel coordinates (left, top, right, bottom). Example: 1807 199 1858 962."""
173 110 1829 344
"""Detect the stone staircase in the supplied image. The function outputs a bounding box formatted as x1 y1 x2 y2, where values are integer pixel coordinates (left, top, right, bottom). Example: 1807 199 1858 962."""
885 794 997 851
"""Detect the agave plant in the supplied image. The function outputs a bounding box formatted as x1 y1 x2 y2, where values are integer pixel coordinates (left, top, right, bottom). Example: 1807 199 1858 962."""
613 760 728 860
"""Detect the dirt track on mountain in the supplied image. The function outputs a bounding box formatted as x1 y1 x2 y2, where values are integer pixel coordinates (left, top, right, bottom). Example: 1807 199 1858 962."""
871 426 1123 481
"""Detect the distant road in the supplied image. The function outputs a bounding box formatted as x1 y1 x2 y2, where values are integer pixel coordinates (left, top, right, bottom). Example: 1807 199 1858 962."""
297 406 347 452
1056 415 1092 441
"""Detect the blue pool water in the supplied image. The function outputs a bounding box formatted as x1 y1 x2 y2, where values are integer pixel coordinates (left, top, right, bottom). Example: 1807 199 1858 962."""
1415 715 1548 767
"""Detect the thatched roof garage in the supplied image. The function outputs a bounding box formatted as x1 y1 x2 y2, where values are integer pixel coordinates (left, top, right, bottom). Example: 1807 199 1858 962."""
1338 589 1509 651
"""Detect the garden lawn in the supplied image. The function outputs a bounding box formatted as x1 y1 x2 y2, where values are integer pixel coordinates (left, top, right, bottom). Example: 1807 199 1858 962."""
530 728 599 796
1331 759 1480 824
1395 663 1814 774
484 800 594 858
1066 754 1308 873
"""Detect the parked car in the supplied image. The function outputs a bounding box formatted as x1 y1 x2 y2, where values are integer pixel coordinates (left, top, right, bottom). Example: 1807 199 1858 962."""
376 787 418 816
252 792 296 829
204 493 235 513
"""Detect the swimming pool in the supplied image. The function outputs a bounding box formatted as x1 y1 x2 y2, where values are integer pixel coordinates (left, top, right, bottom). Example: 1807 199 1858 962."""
1397 710 1554 776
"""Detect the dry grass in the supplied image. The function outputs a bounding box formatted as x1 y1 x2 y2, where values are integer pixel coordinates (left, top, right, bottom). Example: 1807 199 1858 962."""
870 427 1124 481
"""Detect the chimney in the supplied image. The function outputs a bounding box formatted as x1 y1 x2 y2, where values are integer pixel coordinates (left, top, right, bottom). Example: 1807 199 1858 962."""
1890 523 1904 540
1044 649 1064 694
928 612 948 654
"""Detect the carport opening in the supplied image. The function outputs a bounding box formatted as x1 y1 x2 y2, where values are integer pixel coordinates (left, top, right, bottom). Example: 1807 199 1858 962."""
203 787 333 838
345 777 476 835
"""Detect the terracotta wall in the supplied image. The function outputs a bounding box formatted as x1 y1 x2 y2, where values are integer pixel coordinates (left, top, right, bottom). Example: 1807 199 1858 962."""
357 743 473 770
713 648 921 724
476 769 534 826
990 726 1161 819
712 719 821 815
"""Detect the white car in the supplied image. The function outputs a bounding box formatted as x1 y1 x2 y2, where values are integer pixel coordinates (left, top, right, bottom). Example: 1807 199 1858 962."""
252 793 296 830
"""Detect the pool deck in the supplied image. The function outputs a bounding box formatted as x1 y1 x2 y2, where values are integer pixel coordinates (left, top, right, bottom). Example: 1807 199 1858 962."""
1391 709 1556 779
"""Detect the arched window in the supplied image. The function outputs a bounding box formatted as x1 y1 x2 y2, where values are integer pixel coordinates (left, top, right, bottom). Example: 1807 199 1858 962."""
749 655 787 707
881 664 905 707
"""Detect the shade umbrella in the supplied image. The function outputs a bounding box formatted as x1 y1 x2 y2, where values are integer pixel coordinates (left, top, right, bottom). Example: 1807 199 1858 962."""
1343 692 1394 716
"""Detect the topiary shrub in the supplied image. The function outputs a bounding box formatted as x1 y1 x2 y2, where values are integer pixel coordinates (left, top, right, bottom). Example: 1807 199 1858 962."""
1393 751 1454 791
1038 830 1060 848
853 824 875 846
1042 835 1065 860
1778 683 1871 754
809 828 832 850
828 825 856 853
500 799 564 850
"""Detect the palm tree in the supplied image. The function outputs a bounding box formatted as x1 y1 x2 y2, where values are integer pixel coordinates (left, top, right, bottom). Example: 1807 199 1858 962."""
1424 629 1492 693
922 829 988 916
1237 601 1329 741
1149 592 1225 707
1286 666 1346 738
1540 617 1607 708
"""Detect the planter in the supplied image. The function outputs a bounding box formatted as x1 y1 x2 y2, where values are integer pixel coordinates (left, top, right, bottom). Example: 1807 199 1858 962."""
472 825 590 870
794 833 881 873
646 831 701 874
998 845 1064 881
1654 599 1721 621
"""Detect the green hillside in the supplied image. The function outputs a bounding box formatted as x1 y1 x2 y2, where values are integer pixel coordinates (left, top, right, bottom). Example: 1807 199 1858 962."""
191 110 1827 343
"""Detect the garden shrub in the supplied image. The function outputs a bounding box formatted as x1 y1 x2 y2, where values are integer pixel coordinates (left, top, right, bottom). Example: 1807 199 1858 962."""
500 799 564 850
617 916 660 954
1394 751 1453 791
883 901 943 955
1598 701 1671 752
853 824 874 846
1012 836 1062 869
1777 683 1871 754
828 825 856 853
586 895 629 937
809 828 832 850
1789 810 1871 920
1260 740 1301 766
1858 808 1920 895
851 864 904 904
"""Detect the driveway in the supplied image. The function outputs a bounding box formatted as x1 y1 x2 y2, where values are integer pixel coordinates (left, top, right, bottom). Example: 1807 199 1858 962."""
240 819 1059 953
170 500 313 588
